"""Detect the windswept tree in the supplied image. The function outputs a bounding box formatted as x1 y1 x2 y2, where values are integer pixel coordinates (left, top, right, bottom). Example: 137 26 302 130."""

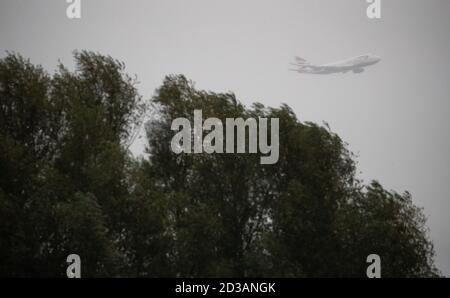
144 75 439 277
0 51 149 276
0 54 64 276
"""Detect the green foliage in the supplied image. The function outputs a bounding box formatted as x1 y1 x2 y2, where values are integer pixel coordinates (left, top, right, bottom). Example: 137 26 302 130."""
0 54 440 277
334 181 439 277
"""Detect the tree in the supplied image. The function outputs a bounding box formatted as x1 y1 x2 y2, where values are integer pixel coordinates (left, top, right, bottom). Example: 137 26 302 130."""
334 181 439 277
0 53 63 276
144 75 439 277
0 51 149 276
146 75 268 276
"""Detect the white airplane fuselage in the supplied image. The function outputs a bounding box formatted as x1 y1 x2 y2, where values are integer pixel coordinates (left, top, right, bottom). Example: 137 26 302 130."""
291 54 381 74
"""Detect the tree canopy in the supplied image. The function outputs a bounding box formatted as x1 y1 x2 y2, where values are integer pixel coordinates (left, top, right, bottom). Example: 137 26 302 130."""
0 52 439 277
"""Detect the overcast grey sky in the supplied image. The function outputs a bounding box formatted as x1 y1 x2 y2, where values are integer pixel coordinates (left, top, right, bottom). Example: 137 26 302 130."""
1 0 449 275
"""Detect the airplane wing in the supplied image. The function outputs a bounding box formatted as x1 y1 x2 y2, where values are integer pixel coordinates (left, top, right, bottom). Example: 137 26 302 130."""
322 59 356 68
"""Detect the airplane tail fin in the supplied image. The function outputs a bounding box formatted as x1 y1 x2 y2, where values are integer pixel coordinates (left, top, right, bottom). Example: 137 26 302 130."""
289 56 310 72
294 56 309 65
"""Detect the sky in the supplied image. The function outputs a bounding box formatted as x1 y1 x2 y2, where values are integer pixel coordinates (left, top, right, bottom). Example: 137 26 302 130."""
1 0 449 275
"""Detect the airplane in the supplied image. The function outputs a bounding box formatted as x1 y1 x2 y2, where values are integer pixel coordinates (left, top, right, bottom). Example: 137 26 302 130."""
290 54 381 74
